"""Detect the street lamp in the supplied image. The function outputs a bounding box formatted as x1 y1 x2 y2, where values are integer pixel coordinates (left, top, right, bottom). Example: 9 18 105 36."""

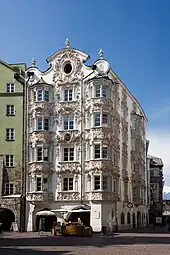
14 71 34 232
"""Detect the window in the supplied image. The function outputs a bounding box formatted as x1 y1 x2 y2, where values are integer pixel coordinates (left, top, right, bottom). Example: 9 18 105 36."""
94 176 100 190
37 117 43 130
37 90 43 101
94 112 100 126
63 116 74 130
44 90 49 102
113 179 116 193
94 144 108 159
64 148 74 161
127 212 131 224
5 183 14 195
6 105 15 116
102 113 108 124
64 89 73 101
95 84 108 98
34 89 50 102
102 145 108 158
94 112 109 127
36 177 42 191
37 147 49 161
37 117 49 131
94 144 100 159
44 148 49 161
102 176 108 190
63 177 73 191
121 212 125 224
6 83 15 93
5 155 14 167
44 118 49 131
6 128 15 141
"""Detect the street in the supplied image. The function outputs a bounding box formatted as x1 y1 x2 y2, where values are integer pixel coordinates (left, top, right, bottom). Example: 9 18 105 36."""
1 228 170 255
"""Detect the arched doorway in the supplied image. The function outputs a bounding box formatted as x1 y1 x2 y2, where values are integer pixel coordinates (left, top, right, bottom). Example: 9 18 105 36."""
137 211 141 228
0 208 15 231
67 205 90 226
132 213 136 228
36 208 57 231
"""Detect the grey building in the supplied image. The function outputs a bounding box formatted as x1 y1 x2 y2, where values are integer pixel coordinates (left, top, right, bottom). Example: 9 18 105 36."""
148 155 164 224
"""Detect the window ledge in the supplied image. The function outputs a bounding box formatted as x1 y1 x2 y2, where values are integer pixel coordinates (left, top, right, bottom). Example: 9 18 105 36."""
5 166 14 168
6 114 15 116
58 161 79 164
59 100 77 103
5 139 15 142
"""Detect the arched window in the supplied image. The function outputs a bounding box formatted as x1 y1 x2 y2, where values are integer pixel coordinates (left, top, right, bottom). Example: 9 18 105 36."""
121 212 125 224
127 212 131 224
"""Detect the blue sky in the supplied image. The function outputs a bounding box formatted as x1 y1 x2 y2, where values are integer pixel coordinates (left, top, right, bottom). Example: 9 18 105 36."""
0 0 170 189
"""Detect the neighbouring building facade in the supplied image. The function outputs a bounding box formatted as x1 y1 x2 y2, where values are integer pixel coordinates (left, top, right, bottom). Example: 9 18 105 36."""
0 60 26 230
148 155 164 223
26 40 149 232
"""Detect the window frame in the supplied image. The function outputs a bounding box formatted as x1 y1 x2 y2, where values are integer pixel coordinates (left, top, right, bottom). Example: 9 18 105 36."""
5 155 14 167
94 144 109 159
94 84 109 98
94 111 109 127
36 146 49 162
63 177 74 191
6 105 15 116
6 128 15 141
36 177 42 192
64 89 73 101
5 183 14 195
63 115 74 130
63 147 74 161
6 83 15 93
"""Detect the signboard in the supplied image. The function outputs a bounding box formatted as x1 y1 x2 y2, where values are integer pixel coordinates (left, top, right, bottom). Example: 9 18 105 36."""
156 217 162 224
11 222 19 232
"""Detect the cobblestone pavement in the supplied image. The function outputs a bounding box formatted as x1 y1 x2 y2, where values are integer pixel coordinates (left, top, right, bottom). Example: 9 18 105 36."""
1 230 170 255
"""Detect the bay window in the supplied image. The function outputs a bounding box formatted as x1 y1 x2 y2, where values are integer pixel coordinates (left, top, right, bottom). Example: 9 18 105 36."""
94 144 109 159
36 147 49 161
94 175 108 190
94 84 109 98
94 112 109 127
34 89 50 102
36 117 49 131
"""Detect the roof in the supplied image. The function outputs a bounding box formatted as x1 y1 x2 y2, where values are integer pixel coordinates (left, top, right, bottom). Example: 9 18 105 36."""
148 155 164 166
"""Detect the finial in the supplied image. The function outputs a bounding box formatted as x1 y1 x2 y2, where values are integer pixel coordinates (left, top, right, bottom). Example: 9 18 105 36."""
98 49 104 59
65 38 70 48
31 58 36 67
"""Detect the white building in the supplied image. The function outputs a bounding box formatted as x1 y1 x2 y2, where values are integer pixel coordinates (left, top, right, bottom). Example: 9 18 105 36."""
26 39 149 232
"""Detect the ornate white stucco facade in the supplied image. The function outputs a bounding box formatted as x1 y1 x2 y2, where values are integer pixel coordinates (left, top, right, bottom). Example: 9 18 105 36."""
26 40 149 232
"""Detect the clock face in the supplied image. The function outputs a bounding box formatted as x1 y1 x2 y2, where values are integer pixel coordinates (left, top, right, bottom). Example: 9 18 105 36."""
95 59 110 75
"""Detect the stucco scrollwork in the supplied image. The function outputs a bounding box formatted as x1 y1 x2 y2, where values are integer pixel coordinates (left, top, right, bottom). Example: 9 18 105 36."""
27 192 54 202
28 162 54 174
29 131 53 144
57 192 80 201
57 162 80 174
53 50 83 83
85 191 120 201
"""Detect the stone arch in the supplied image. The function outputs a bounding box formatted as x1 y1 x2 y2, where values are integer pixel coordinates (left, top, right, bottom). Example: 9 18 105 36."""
66 205 91 226
137 211 141 228
132 213 136 228
127 212 131 224
0 208 15 230
120 212 125 224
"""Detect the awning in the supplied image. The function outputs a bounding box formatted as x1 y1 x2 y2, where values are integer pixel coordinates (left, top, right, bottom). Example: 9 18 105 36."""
36 210 56 216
